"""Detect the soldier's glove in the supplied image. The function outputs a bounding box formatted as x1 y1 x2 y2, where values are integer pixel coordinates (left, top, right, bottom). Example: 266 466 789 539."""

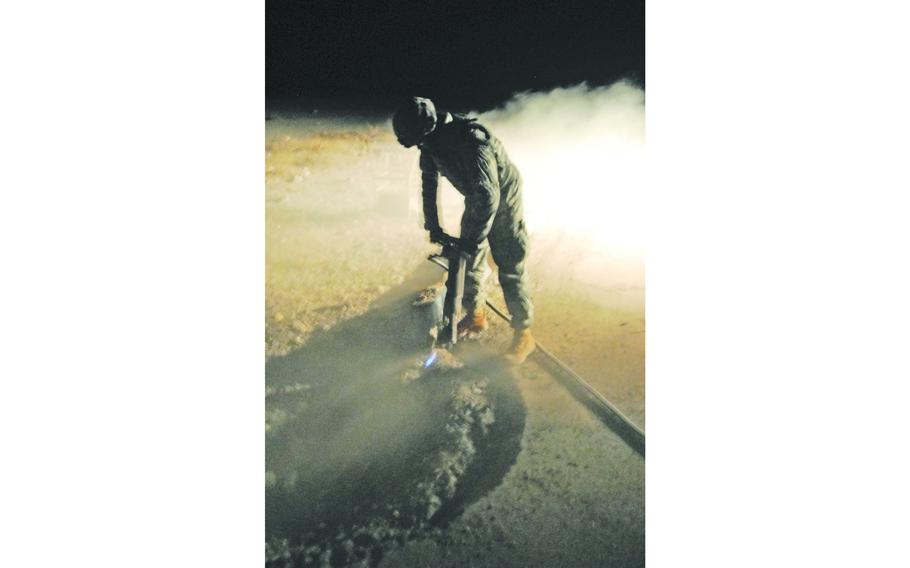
428 227 445 244
457 238 482 256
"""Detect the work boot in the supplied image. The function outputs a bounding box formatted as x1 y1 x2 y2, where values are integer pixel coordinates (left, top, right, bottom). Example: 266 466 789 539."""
457 309 489 338
504 328 535 365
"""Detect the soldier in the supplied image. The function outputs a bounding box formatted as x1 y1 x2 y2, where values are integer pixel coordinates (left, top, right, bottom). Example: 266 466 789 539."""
393 97 535 364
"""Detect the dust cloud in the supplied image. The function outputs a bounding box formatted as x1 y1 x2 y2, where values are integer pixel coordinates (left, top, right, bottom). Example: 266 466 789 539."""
430 81 649 303
478 81 646 256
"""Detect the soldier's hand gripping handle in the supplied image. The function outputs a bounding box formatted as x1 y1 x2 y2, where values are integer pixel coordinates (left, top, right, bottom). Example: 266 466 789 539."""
428 227 446 244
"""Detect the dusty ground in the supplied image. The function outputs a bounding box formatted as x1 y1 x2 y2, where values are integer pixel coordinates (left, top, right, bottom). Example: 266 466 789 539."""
265 112 644 567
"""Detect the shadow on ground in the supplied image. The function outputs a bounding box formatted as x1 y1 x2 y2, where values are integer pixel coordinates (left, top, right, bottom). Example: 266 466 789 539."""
265 263 526 566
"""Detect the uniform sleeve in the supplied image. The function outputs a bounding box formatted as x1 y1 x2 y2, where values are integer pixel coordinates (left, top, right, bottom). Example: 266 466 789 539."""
419 150 441 232
459 143 500 247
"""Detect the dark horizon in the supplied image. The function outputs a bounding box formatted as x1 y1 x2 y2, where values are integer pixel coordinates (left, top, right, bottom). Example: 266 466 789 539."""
266 0 645 112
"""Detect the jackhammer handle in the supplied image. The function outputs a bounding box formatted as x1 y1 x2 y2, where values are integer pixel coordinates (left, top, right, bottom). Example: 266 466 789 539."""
435 232 460 250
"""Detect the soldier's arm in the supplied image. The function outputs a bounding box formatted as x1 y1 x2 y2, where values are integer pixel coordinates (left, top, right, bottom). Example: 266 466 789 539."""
419 151 442 234
459 144 501 250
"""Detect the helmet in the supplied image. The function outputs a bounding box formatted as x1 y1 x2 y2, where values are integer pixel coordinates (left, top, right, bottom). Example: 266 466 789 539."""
392 97 437 147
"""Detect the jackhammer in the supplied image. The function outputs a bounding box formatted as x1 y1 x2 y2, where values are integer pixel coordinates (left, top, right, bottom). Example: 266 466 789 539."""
431 232 468 350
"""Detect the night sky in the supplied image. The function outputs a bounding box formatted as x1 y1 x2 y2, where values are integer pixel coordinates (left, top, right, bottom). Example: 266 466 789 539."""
266 0 644 111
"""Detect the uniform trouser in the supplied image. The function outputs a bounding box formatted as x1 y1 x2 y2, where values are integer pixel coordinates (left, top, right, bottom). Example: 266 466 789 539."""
462 214 534 329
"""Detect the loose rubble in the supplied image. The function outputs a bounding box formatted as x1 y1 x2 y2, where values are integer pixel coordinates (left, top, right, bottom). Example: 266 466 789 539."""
266 359 497 567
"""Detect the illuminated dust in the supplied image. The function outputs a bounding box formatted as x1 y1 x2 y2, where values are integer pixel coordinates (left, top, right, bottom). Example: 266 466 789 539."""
265 84 645 567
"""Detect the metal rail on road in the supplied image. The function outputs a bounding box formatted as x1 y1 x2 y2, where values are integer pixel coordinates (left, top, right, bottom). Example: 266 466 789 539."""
427 254 646 457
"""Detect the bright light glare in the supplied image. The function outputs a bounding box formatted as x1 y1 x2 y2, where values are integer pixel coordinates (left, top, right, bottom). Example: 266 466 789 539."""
481 82 646 255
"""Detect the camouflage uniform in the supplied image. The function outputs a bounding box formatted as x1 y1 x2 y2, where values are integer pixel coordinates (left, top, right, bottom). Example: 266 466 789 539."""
419 114 534 329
